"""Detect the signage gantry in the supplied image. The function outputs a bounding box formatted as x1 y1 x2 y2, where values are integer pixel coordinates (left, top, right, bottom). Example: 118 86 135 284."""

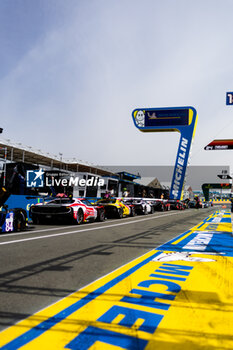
132 107 198 200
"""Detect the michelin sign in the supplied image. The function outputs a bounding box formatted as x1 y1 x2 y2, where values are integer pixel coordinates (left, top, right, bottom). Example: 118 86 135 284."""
132 107 198 200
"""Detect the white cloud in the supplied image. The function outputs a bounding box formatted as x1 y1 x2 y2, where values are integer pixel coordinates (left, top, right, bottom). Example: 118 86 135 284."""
1 0 233 170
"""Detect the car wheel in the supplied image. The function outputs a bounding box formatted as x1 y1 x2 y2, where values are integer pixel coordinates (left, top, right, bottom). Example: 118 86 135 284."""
98 209 105 222
130 207 136 217
77 209 84 225
117 208 123 219
14 211 26 232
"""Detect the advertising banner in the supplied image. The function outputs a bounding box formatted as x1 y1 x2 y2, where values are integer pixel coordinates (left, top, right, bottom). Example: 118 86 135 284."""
132 107 198 199
204 139 233 150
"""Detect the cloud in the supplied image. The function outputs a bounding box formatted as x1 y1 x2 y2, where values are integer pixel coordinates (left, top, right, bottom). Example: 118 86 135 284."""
1 0 233 170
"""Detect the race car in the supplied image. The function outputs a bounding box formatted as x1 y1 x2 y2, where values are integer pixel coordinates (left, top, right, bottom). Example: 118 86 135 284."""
203 201 210 208
188 200 196 208
95 198 131 219
167 199 186 210
0 205 27 233
146 199 170 212
79 198 106 221
188 200 203 209
121 198 136 216
161 200 171 211
29 197 97 225
132 199 152 215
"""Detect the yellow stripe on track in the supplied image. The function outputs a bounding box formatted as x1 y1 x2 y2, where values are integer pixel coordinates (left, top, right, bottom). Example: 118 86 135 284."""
171 231 192 245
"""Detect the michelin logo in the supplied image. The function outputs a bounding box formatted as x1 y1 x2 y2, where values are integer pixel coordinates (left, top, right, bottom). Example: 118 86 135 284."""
171 137 188 199
135 110 145 127
152 252 215 262
27 169 44 187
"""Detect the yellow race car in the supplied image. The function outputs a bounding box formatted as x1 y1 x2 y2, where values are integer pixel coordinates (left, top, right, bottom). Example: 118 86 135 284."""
95 198 131 219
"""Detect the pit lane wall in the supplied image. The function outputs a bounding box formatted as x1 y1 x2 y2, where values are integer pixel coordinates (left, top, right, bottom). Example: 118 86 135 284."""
210 199 231 204
0 210 233 349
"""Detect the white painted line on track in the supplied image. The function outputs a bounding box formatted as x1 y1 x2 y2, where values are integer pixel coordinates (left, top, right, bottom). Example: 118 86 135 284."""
0 225 74 238
0 220 115 239
0 211 188 246
0 216 141 239
0 210 187 239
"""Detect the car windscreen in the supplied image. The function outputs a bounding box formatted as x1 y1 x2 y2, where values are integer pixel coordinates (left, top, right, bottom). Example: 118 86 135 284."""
80 199 92 206
47 199 75 205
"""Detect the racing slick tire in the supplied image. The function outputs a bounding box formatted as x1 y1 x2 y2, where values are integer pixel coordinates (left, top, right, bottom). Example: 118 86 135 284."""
143 206 148 215
13 209 27 232
77 209 84 225
130 207 136 217
98 209 105 222
117 208 123 219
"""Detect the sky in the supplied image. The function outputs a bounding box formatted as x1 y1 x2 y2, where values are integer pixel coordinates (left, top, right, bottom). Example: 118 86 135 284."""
1 0 233 172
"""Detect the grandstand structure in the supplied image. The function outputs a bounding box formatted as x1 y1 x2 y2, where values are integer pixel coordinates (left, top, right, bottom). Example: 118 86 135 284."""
0 138 169 199
0 139 114 176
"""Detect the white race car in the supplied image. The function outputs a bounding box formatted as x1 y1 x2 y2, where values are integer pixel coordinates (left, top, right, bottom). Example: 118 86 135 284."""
132 199 152 215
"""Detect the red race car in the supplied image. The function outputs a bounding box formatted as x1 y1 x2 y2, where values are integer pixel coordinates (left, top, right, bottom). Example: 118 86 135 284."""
30 197 98 225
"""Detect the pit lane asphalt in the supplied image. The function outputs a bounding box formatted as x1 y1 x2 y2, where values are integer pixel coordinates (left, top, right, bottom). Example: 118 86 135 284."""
0 207 217 331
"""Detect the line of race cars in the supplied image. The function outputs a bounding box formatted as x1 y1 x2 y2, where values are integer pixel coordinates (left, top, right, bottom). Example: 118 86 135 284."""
29 197 211 225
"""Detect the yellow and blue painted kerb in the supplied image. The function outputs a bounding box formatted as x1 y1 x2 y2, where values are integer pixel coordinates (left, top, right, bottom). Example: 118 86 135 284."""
0 210 233 349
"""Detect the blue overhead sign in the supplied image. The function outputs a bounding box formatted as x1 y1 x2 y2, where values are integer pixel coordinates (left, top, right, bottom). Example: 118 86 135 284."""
132 107 198 200
133 108 190 131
